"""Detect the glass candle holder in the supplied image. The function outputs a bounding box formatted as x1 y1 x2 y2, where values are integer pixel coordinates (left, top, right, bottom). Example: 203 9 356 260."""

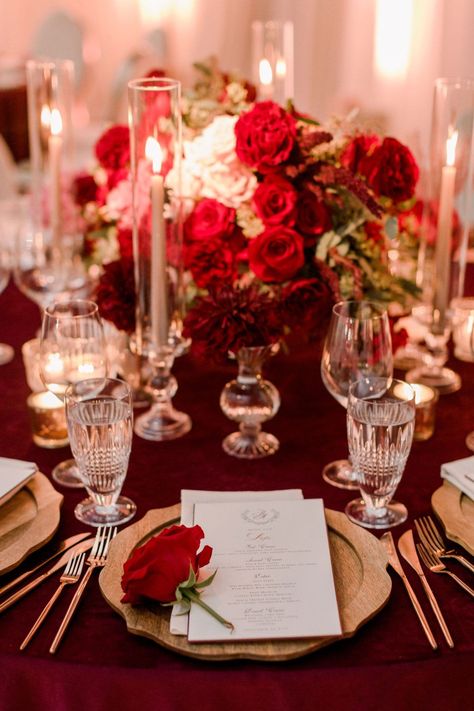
251 20 294 105
452 297 474 362
22 337 43 392
407 78 474 393
128 77 191 441
410 383 439 442
27 391 68 448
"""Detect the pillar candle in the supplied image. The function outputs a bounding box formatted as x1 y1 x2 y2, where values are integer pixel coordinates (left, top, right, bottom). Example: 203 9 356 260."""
48 108 63 251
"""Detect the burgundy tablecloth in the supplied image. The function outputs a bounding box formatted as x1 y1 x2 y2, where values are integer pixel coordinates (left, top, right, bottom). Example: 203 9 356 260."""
0 282 473 711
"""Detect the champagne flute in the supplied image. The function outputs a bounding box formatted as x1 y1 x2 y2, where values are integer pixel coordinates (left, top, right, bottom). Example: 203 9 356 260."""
345 377 415 529
0 246 14 365
320 300 394 489
66 378 136 526
39 300 107 487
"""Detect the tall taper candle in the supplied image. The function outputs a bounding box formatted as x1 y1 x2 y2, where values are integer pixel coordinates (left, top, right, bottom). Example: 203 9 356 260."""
48 108 63 251
145 136 168 348
433 131 458 331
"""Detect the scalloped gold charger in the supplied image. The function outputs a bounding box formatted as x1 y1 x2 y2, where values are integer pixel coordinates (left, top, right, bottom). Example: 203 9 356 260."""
99 504 391 662
432 480 474 555
0 472 63 575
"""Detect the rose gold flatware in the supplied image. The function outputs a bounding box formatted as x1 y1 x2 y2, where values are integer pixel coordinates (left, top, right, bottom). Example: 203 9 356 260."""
50 526 117 654
0 538 93 614
415 516 474 575
398 530 453 648
0 532 90 599
417 542 474 598
20 551 86 650
381 532 437 650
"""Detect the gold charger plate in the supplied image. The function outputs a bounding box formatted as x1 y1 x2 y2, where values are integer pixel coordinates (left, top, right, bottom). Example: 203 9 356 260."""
0 472 63 575
432 480 474 555
99 504 391 661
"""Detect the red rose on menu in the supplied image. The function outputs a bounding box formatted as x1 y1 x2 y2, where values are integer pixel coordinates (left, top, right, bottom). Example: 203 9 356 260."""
252 175 297 226
184 198 236 241
358 137 419 203
121 524 212 605
235 101 297 173
95 125 130 171
248 226 305 283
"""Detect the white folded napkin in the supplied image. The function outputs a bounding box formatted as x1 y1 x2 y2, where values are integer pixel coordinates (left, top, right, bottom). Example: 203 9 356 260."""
0 457 38 507
170 488 304 636
441 456 474 500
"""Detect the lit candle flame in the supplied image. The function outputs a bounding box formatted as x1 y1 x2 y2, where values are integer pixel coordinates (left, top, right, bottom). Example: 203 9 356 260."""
446 130 458 167
41 104 51 129
145 136 163 173
50 108 63 136
259 58 273 86
275 58 286 79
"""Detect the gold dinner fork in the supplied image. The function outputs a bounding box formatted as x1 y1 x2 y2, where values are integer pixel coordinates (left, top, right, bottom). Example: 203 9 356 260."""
20 551 86 650
49 526 117 654
417 543 474 598
415 516 474 575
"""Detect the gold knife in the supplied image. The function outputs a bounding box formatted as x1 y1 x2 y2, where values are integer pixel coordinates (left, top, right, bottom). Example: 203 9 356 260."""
381 532 437 650
398 530 454 648
0 532 90 598
0 538 94 614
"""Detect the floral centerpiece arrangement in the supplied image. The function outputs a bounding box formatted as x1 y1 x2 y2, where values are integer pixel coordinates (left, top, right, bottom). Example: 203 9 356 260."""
73 60 420 359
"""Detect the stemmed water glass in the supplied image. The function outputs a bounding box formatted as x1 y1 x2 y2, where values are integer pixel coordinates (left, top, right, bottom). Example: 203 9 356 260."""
0 246 14 365
65 377 136 526
320 300 394 489
39 300 107 487
345 377 416 529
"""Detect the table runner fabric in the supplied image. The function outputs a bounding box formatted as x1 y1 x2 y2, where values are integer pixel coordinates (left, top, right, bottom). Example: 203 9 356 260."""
0 281 473 711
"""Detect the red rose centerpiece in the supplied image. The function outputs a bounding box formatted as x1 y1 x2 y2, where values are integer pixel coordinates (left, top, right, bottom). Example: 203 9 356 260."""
121 524 233 629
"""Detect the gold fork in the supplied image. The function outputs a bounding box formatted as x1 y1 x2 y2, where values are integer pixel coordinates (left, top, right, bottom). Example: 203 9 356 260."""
20 551 86 650
415 516 474 574
49 526 117 654
417 543 474 598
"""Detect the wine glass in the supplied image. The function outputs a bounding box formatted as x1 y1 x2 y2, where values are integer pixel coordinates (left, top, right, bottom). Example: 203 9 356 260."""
320 300 394 489
345 377 416 529
14 206 91 312
65 377 136 526
39 300 107 487
0 246 14 365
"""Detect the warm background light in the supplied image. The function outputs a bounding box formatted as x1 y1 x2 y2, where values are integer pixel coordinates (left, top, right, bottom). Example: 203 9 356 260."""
374 0 413 80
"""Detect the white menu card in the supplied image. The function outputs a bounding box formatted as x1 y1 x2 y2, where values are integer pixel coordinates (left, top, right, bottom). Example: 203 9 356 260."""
188 498 341 642
0 457 37 507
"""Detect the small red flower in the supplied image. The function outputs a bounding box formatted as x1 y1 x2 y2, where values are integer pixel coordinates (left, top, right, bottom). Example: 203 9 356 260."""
184 198 236 242
340 134 380 173
358 137 419 203
296 190 332 243
235 101 297 173
72 172 98 206
95 258 135 333
252 175 297 226
185 239 237 289
95 125 130 171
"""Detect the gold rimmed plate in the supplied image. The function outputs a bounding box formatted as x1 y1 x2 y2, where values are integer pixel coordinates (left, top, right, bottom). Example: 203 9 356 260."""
0 472 63 575
99 504 391 661
432 481 474 555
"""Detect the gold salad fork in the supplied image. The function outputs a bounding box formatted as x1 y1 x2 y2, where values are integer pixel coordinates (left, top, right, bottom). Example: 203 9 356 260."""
20 551 86 650
417 543 474 598
415 516 474 574
49 526 117 654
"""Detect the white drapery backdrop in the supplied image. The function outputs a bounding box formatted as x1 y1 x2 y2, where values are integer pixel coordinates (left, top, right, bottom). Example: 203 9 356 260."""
1 0 474 165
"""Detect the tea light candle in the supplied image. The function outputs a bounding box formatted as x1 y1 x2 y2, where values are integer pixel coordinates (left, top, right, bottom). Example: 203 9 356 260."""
27 391 68 449
145 135 168 349
452 297 474 362
410 383 439 441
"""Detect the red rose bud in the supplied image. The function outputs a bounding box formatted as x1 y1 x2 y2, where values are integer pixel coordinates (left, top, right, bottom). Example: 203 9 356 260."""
248 226 305 283
235 101 297 173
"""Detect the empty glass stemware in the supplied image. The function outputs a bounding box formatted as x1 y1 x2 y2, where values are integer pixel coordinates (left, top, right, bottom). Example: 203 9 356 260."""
320 300 394 489
65 378 136 527
345 377 415 529
0 247 14 365
39 300 107 487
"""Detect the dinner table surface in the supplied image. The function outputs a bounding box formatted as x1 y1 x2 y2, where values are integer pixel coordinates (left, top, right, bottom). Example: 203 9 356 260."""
0 281 473 711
